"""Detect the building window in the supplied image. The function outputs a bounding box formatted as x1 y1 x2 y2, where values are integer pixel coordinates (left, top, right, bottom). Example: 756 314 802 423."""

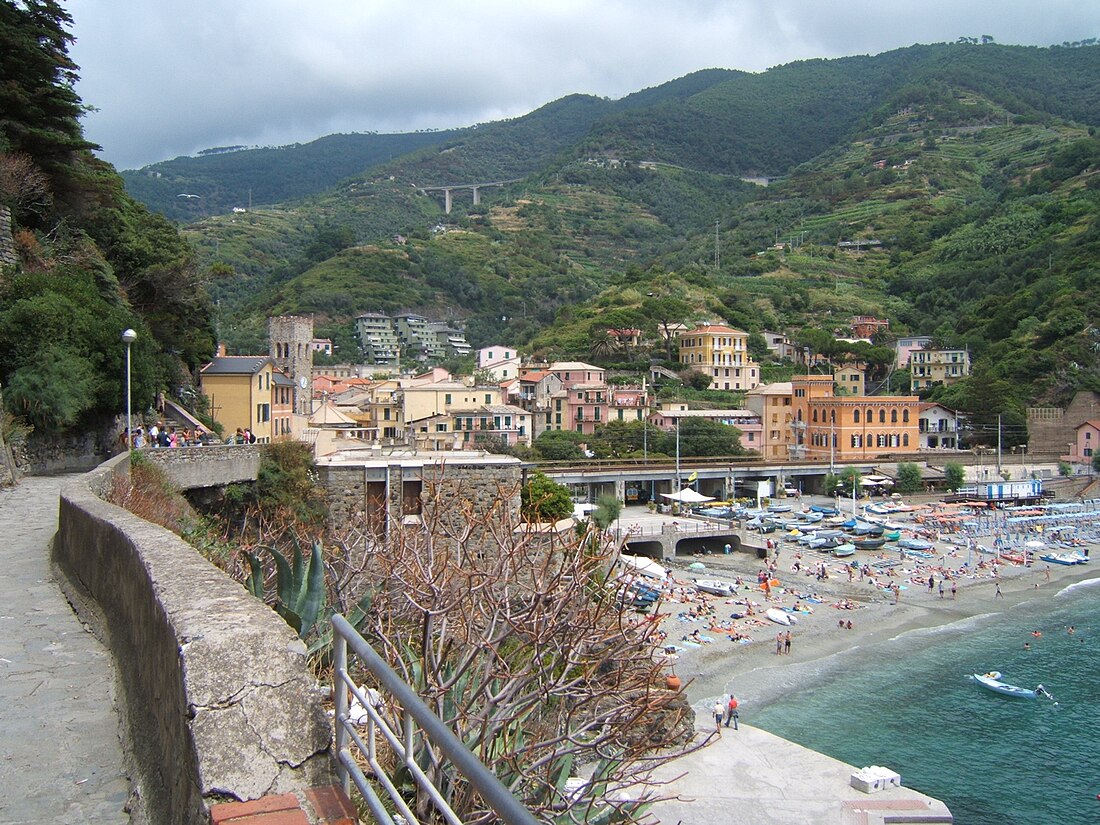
903 409 910 423
445 393 452 405
903 433 910 447
879 409 886 424
891 409 898 423
854 409 860 423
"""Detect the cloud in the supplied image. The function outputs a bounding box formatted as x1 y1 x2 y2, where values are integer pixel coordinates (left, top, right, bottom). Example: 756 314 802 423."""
68 0 1100 170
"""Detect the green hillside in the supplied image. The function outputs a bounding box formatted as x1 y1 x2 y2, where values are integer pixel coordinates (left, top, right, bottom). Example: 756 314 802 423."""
148 43 1100 413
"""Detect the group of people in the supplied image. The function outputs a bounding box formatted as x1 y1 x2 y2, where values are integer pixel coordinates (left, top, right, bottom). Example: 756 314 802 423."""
121 422 208 450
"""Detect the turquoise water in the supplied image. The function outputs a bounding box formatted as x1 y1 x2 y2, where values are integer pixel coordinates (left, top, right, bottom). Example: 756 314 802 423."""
750 578 1100 824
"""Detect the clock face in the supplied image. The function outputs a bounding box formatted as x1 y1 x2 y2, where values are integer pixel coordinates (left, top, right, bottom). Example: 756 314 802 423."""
299 376 308 389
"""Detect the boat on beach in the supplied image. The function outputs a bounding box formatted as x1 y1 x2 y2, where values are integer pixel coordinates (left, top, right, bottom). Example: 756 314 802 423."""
694 579 738 596
1039 552 1084 566
971 671 1053 700
765 607 797 626
852 537 886 550
832 542 857 557
898 538 934 551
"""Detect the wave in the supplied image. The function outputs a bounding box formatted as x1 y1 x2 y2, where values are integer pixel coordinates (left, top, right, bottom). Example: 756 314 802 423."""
1054 575 1100 599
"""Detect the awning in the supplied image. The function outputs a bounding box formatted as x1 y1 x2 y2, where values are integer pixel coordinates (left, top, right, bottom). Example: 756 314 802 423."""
661 488 715 503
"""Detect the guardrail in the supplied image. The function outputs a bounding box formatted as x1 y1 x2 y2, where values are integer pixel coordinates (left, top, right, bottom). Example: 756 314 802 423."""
332 614 539 825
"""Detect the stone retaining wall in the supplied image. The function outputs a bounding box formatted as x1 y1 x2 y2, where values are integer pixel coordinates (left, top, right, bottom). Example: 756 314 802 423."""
54 453 333 825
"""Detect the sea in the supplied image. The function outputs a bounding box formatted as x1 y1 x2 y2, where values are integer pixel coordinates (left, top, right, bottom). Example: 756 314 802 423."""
749 576 1100 825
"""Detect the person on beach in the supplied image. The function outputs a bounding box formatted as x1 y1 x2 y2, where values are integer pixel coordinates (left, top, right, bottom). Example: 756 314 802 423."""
725 696 739 729
995 583 1003 598
775 633 783 655
713 701 725 733
784 630 792 654
951 581 957 600
939 580 944 599
928 574 935 594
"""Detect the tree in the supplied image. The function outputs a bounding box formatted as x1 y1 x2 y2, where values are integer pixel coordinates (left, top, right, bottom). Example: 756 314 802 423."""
590 493 622 530
682 368 712 391
662 418 743 458
533 430 587 461
895 463 923 494
943 462 965 491
347 487 699 823
641 295 692 361
520 471 573 522
837 467 862 496
1092 452 1100 475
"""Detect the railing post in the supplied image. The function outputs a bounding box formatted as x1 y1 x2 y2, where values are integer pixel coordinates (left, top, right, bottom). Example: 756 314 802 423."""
334 634 349 795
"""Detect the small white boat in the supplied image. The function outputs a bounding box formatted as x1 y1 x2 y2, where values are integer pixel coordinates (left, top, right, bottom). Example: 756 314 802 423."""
971 671 1053 700
695 579 737 597
765 607 796 626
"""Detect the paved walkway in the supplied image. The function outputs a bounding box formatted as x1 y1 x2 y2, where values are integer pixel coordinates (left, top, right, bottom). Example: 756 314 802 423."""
0 476 130 825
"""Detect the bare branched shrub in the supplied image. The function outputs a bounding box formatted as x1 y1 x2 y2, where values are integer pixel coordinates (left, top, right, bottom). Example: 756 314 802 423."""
342 470 704 824
105 455 195 535
0 153 52 217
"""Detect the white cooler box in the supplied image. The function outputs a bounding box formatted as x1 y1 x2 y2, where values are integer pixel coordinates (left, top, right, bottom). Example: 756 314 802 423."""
850 765 902 793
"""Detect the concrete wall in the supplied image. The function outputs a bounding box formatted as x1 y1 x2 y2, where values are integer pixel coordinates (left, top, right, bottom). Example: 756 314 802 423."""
54 453 333 825
144 443 262 489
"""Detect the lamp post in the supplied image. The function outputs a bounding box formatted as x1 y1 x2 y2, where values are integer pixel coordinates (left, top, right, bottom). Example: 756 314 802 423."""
122 328 137 449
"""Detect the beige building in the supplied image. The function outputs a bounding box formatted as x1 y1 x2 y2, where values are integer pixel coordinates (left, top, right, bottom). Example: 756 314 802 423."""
745 382 794 460
677 324 761 392
834 364 865 396
910 348 970 391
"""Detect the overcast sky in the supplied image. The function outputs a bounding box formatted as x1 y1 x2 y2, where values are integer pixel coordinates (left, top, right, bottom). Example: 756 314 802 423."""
69 1 1100 170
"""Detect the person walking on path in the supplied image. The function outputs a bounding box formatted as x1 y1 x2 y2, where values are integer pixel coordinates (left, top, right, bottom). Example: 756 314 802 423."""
725 696 740 729
0 476 130 823
713 700 725 734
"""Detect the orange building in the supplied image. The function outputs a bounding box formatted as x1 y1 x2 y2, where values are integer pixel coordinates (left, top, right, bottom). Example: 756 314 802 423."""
751 374 920 461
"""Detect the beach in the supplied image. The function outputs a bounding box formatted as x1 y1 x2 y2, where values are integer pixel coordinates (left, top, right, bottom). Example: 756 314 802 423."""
623 499 1100 709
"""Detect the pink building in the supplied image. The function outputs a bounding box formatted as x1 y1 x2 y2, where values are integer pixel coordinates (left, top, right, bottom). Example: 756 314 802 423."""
1067 420 1100 465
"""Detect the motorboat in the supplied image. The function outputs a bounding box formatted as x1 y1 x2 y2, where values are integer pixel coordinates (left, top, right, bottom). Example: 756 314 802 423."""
884 530 902 542
810 505 839 515
832 543 857 557
694 579 738 597
971 671 1053 700
767 503 793 513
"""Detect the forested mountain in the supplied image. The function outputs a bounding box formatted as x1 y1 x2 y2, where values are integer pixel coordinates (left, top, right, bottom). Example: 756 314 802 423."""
0 0 216 435
122 41 1100 421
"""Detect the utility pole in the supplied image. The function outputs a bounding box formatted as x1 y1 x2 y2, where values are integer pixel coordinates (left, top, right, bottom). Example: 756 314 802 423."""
996 414 1002 476
715 220 720 271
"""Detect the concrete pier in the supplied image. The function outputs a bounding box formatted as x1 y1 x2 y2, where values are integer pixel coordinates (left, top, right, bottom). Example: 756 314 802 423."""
648 722 952 824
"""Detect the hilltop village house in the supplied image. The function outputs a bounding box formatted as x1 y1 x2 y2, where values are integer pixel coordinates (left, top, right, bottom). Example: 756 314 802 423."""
677 323 761 392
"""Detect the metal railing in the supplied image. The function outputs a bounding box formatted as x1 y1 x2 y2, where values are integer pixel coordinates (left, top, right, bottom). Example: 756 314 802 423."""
332 614 539 825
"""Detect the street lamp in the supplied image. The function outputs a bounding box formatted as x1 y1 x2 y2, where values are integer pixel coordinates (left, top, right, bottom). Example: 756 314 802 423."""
122 328 137 450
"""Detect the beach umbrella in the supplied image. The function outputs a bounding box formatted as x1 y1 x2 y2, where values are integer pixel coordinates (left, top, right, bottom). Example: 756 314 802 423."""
1025 540 1045 549
688 562 706 572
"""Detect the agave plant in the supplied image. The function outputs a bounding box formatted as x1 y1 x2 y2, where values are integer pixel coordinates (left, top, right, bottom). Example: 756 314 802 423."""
244 540 326 639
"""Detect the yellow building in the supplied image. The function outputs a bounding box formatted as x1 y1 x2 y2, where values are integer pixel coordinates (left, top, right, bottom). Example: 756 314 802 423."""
199 356 278 442
677 324 761 391
402 382 503 424
834 364 865 396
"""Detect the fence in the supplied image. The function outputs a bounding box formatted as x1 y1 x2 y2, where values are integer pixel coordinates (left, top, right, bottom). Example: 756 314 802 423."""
331 614 538 825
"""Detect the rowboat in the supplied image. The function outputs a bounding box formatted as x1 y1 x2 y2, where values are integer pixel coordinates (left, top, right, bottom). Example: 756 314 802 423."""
971 671 1052 700
884 530 902 542
832 542 857 557
694 579 738 597
853 537 886 550
898 538 933 551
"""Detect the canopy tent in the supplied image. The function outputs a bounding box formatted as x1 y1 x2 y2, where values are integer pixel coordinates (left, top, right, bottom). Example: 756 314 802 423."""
661 488 715 504
618 553 668 580
861 475 894 486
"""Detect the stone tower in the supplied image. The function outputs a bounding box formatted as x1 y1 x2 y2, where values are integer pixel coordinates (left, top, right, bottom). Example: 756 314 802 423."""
268 315 314 415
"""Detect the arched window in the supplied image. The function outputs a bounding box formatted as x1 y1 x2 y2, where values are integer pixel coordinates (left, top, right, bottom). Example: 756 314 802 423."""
831 409 836 423
854 409 860 423
903 409 910 423
812 409 818 423
903 433 910 447
879 408 886 424
891 409 898 424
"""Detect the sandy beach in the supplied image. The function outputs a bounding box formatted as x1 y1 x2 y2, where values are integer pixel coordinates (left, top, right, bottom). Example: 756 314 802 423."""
630 501 1100 712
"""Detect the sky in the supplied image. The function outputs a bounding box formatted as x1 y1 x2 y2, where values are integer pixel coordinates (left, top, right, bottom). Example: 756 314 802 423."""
68 1 1100 171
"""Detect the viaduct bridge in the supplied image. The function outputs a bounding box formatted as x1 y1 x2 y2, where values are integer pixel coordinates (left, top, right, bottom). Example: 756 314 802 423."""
416 178 522 213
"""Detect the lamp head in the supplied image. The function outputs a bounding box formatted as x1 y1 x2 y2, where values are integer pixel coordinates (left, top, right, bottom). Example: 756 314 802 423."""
121 328 138 344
